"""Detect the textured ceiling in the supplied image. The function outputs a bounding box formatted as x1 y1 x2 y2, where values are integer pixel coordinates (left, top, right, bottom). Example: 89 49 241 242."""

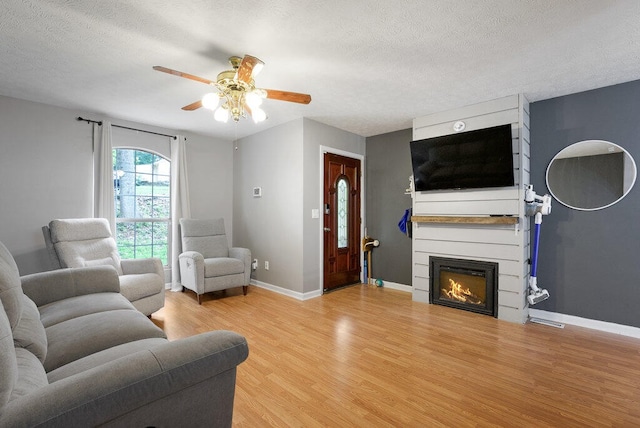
1 1 640 140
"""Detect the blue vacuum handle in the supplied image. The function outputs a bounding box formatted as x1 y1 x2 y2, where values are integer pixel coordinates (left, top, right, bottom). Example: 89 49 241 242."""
531 222 541 277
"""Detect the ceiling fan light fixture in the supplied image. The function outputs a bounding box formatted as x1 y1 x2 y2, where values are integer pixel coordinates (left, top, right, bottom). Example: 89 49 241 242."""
252 107 267 123
245 91 263 109
201 92 219 110
154 55 310 125
214 106 229 123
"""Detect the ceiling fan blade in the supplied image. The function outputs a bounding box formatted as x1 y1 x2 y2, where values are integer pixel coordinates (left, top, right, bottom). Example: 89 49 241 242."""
182 100 203 111
236 55 264 84
153 66 215 86
264 89 312 104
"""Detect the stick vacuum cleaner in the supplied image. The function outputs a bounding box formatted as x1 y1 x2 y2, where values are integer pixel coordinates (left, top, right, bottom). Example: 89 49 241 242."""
525 185 551 305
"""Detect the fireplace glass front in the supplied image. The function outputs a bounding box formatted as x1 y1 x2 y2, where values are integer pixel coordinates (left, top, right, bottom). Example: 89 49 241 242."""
429 257 498 317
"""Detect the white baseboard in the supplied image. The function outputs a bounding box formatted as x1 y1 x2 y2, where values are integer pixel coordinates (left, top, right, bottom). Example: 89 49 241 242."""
367 279 412 293
529 309 640 339
250 279 322 301
251 279 412 300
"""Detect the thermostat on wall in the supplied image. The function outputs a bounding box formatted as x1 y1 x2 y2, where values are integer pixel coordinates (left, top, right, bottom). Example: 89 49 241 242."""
253 187 262 197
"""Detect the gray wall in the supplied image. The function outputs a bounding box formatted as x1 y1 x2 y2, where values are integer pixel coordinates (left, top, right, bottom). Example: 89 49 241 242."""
0 95 234 275
233 119 305 292
233 118 365 295
365 129 413 285
530 80 640 328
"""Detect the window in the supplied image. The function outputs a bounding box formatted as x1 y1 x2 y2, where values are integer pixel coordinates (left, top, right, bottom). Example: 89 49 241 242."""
113 149 170 265
337 177 348 248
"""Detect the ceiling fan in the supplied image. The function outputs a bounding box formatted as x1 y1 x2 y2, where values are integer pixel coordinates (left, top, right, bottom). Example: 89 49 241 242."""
153 54 311 123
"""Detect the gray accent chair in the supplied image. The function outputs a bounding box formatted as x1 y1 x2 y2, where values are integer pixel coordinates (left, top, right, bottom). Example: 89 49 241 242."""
42 218 165 316
0 239 249 427
179 218 251 304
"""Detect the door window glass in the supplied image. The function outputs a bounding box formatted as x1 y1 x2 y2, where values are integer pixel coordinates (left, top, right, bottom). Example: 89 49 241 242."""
337 177 348 248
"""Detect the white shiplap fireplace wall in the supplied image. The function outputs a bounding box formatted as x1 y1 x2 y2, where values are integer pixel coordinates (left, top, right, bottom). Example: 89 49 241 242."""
411 95 531 323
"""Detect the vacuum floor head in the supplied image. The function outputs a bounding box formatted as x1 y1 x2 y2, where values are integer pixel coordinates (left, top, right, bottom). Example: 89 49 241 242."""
527 289 550 305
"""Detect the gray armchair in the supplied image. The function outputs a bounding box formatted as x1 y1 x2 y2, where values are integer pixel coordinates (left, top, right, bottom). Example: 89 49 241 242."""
42 218 165 316
179 218 251 304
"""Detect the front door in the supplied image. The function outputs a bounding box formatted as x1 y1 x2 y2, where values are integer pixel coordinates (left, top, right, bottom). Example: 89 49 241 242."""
323 153 361 291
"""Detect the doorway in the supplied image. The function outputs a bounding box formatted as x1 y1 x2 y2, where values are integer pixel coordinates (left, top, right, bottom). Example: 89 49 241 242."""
323 152 361 292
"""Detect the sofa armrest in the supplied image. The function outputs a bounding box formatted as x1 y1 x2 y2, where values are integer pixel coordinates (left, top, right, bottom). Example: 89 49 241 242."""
121 257 164 277
0 330 249 427
178 251 204 293
20 266 120 307
230 247 251 284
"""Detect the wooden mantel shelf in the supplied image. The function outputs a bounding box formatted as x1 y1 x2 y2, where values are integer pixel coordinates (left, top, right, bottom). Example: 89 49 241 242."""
411 215 519 225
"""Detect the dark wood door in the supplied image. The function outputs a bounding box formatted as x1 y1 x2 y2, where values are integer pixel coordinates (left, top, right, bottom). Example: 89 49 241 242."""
323 153 361 291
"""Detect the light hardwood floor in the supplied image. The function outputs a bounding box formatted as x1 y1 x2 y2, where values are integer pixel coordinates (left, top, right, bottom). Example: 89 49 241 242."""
152 285 640 427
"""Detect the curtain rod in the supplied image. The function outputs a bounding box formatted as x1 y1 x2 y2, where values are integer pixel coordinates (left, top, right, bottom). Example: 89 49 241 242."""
76 116 177 140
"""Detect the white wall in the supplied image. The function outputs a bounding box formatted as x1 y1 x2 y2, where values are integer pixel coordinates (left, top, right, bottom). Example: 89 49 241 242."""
0 95 234 275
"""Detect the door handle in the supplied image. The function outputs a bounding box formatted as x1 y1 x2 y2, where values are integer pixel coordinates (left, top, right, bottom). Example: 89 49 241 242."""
324 227 331 232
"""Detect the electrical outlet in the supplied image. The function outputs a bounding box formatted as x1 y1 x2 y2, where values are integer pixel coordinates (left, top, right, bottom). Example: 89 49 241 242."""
252 259 258 270
264 261 269 270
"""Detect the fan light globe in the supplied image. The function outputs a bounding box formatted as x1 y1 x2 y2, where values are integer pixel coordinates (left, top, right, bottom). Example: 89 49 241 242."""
245 91 263 109
252 107 267 123
214 107 229 123
201 92 219 110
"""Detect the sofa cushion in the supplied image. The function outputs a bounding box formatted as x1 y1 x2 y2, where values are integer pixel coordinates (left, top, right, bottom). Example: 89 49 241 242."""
53 239 123 275
9 348 48 401
119 273 164 302
204 258 245 278
47 337 168 383
44 309 166 372
0 241 23 330
0 301 17 409
50 218 123 275
183 235 229 259
180 218 229 258
49 218 112 242
13 295 47 363
38 292 135 328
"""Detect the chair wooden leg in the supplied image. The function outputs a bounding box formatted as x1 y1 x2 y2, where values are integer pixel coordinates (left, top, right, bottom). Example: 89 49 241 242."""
243 285 248 295
182 286 186 292
197 294 202 305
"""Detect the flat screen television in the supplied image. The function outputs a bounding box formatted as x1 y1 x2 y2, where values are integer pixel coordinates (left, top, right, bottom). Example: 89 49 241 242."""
410 124 515 191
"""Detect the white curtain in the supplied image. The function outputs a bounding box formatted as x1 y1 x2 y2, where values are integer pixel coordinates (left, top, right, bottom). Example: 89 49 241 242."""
94 121 116 235
170 135 191 291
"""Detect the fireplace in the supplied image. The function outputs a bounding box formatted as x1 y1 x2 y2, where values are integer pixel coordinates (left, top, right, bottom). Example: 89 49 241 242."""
429 257 498 317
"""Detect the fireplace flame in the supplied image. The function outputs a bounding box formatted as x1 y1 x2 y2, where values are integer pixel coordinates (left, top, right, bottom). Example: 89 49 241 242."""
442 278 483 305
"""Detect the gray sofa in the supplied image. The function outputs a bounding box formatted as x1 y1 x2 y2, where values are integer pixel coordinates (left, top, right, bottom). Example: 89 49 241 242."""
0 240 249 427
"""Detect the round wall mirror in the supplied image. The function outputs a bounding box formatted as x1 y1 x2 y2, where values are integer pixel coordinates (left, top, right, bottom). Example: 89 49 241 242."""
546 140 637 211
